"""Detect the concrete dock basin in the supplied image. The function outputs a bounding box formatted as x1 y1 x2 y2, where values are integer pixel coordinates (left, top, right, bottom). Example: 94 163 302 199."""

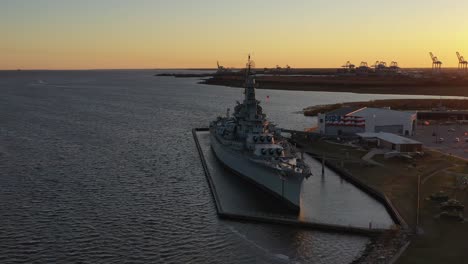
194 129 396 232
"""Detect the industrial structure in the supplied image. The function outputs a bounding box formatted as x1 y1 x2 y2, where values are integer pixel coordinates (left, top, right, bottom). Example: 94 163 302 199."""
374 61 400 75
264 64 292 74
457 52 467 72
429 52 443 73
355 62 371 75
216 61 232 74
337 52 466 76
275 64 291 71
318 107 417 136
372 61 387 70
338 60 400 76
342 61 355 70
389 61 400 71
357 132 423 153
337 61 356 75
372 61 387 75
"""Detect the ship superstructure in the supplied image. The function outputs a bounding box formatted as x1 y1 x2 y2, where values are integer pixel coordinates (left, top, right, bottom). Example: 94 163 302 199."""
209 56 311 211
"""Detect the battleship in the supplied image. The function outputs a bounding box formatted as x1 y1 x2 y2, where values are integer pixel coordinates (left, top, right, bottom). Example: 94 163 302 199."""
210 56 312 211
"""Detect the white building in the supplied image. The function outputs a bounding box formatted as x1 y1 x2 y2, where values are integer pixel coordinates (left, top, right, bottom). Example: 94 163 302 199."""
318 107 417 136
357 132 423 152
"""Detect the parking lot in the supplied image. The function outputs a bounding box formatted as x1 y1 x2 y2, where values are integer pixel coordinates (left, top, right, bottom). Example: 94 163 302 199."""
412 123 468 159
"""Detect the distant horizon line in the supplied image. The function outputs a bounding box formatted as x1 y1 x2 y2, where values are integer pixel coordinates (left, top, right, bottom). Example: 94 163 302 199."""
0 67 462 71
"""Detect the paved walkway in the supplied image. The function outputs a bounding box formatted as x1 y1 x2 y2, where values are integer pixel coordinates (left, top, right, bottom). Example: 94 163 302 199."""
362 148 386 166
421 164 460 185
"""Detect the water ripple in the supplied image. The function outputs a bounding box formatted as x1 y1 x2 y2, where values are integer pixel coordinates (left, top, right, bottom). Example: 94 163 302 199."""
0 70 385 264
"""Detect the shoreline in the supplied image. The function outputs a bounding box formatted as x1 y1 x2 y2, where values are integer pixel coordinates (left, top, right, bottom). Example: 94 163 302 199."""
302 98 468 116
200 76 468 97
154 68 468 96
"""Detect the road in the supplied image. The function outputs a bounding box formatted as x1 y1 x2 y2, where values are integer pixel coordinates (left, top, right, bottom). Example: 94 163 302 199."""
412 123 468 159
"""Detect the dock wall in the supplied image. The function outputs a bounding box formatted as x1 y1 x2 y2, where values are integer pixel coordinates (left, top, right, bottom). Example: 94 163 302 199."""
192 128 223 213
323 159 408 228
303 148 408 229
192 128 394 236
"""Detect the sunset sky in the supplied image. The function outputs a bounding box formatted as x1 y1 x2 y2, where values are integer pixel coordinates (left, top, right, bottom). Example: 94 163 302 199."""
1 0 467 69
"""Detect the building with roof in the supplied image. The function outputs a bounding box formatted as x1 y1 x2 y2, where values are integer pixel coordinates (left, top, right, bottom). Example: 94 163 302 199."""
317 107 417 136
357 132 423 152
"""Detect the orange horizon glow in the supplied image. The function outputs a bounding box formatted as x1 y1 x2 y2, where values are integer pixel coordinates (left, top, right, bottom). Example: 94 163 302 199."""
2 1 467 70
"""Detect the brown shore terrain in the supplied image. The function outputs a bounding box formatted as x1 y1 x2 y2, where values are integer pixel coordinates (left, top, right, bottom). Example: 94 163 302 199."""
302 98 468 116
191 68 468 96
202 75 468 96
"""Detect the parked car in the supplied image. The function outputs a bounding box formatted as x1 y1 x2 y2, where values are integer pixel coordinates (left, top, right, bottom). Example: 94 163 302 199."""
448 128 456 132
439 138 445 142
455 137 460 142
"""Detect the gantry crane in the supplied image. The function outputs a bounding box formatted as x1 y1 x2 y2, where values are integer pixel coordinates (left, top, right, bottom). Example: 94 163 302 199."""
456 52 467 72
217 61 224 70
389 61 400 74
216 61 232 74
354 61 371 75
342 61 355 69
372 61 387 69
429 52 442 72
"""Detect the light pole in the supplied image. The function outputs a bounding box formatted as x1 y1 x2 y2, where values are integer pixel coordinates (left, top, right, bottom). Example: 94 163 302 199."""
416 168 422 234
321 154 325 176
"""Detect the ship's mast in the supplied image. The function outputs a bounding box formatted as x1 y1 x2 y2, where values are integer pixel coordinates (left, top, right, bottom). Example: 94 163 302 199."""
244 55 256 106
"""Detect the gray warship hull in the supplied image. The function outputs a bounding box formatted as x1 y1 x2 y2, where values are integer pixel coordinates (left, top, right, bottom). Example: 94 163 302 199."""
210 132 303 211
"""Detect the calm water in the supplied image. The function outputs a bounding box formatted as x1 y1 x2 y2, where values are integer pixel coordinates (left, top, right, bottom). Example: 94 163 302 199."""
0 70 458 263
